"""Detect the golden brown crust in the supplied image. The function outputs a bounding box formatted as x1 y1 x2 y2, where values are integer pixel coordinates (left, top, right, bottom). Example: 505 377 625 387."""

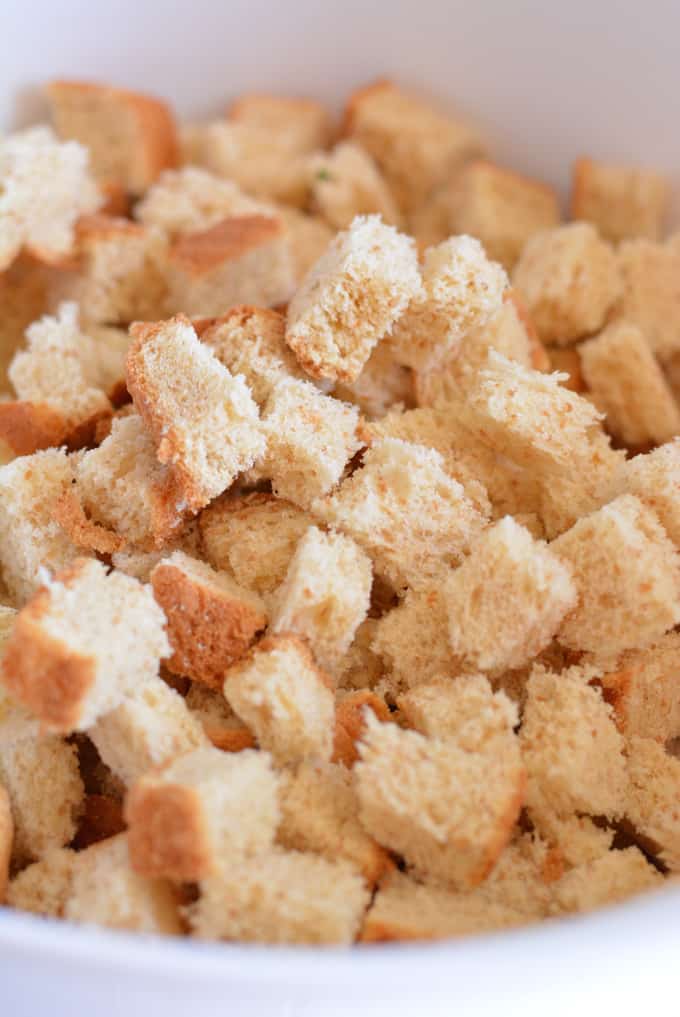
0 401 68 457
151 560 266 688
169 216 284 277
0 785 12 903
98 181 131 218
600 668 633 733
340 78 394 137
202 722 256 753
333 690 392 768
52 488 125 555
468 767 527 887
125 780 212 881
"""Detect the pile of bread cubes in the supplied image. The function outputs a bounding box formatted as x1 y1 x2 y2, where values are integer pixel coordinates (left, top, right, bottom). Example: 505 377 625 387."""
0 76 678 947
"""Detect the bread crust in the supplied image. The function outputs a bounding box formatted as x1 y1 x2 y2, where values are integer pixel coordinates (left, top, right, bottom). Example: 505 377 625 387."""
169 216 283 277
126 780 213 881
0 401 68 458
52 488 125 555
0 785 13 903
333 690 391 768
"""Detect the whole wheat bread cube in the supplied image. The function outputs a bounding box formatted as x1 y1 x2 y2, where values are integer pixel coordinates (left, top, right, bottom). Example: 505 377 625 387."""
451 161 561 271
258 380 361 509
0 126 102 270
49 214 169 325
224 634 335 765
285 214 421 384
309 142 400 230
125 746 279 880
580 320 680 446
552 495 680 655
571 158 669 243
64 833 181 934
390 235 507 372
313 439 490 591
342 80 485 214
1 558 169 732
333 340 414 420
512 223 621 345
199 492 313 598
398 674 518 749
356 712 524 888
0 256 50 395
268 526 372 676
6 847 77 917
619 441 680 548
126 315 265 513
47 79 178 194
0 448 81 605
88 676 208 786
151 551 266 687
278 760 392 884
625 737 680 871
0 735 83 862
184 682 255 753
601 634 680 743
189 848 369 945
549 847 662 916
164 215 295 317
229 92 333 152
613 240 680 361
520 664 627 824
134 166 268 237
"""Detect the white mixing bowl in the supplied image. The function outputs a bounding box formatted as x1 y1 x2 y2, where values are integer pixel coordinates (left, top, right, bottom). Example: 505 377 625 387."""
1 1 679 1013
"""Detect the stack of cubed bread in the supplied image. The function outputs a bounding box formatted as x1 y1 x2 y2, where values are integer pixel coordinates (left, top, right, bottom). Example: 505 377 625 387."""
0 76 678 947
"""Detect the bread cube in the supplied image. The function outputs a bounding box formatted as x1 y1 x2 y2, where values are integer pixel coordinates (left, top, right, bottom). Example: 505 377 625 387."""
625 737 680 871
343 80 485 214
571 158 669 243
127 315 265 513
189 848 369 945
134 166 267 237
165 215 295 317
229 93 333 152
47 79 178 193
580 320 680 446
398 674 518 749
126 746 279 880
0 126 102 270
601 634 680 743
513 223 621 345
620 440 680 547
2 558 169 732
549 847 661 916
314 439 489 591
614 240 680 361
277 206 335 283
7 847 77 917
528 809 614 868
451 161 561 270
151 551 266 687
0 256 50 395
285 215 421 383
224 634 335 765
309 141 400 230
553 495 680 654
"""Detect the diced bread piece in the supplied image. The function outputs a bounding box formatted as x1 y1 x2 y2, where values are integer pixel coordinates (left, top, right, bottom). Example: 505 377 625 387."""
278 760 392 883
88 676 207 786
0 256 50 395
370 585 460 694
229 93 333 152
199 492 313 598
259 380 362 509
0 784 11 899
277 206 335 283
0 400 69 464
332 689 391 767
398 675 518 748
0 126 102 270
184 683 255 752
165 215 294 317
0 735 83 862
224 634 335 765
309 142 400 230
450 161 560 270
444 518 577 673
126 315 265 512
189 848 369 945
8 303 111 445
313 439 489 591
75 414 185 550
549 847 662 916
613 240 680 361
536 439 626 540
51 487 124 556
64 833 181 933
134 167 267 237
268 526 371 676
343 80 485 214
520 665 627 822
6 847 76 917
625 737 680 870
285 215 421 383
2 558 169 732
333 340 414 420
529 810 614 868
126 746 279 880
580 320 680 446
47 80 178 194
513 223 621 345
619 441 680 548
390 235 508 371
357 712 524 888
571 158 669 243
0 448 81 605
601 634 680 743
198 305 305 406
151 551 266 687
553 495 680 655
49 214 168 325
